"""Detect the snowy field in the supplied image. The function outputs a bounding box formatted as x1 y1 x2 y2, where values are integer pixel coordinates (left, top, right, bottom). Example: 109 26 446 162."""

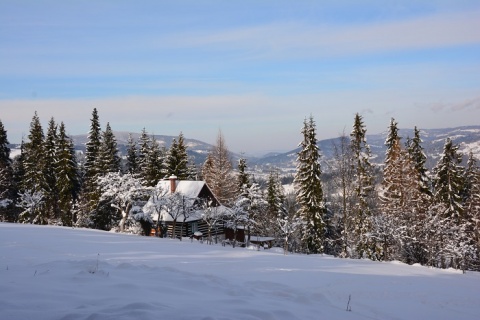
1 223 479 320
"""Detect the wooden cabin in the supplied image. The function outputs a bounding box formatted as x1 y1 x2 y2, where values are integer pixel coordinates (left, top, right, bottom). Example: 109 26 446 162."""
147 176 226 240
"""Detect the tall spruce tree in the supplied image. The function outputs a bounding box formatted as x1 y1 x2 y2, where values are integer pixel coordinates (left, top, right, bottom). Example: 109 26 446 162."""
432 138 465 223
0 119 15 221
164 133 191 180
294 116 326 254
91 122 121 230
137 128 150 173
401 127 431 264
176 133 193 179
83 108 102 183
76 108 102 227
429 138 468 268
264 168 286 238
463 152 478 204
20 112 48 224
44 117 59 221
406 127 431 196
142 135 164 186
98 122 121 174
125 133 138 175
463 152 480 270
237 157 251 196
349 113 377 259
12 138 25 205
56 122 79 226
0 119 11 173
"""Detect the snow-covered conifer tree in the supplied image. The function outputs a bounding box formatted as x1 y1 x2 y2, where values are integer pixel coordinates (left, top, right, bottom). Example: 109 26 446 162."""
432 138 465 223
461 152 480 270
93 123 121 230
294 116 326 254
141 135 165 186
21 112 48 224
164 133 192 180
55 122 79 226
349 113 377 259
177 133 195 179
125 133 138 175
263 169 285 238
0 119 11 170
406 127 431 196
44 117 59 221
0 119 15 221
137 128 150 172
401 127 432 264
76 108 102 227
98 122 121 174
429 138 469 268
11 141 25 209
237 157 251 196
83 108 102 184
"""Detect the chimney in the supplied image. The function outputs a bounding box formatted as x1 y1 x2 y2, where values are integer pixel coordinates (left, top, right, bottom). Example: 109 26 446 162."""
169 175 177 193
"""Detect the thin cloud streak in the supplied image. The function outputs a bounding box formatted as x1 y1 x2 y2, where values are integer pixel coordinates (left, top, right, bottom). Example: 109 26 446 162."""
429 96 480 113
163 10 480 58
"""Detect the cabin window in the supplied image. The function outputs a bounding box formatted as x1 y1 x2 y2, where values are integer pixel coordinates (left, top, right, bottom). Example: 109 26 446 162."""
191 222 198 233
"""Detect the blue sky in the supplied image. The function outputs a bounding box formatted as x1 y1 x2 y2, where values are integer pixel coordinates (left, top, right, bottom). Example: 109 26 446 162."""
1 0 480 155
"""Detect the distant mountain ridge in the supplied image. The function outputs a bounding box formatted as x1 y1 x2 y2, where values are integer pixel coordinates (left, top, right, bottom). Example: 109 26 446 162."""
61 126 480 170
70 131 216 165
252 125 480 171
9 126 480 170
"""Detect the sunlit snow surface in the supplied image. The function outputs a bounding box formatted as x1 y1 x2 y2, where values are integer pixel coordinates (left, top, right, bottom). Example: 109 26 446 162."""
1 223 479 320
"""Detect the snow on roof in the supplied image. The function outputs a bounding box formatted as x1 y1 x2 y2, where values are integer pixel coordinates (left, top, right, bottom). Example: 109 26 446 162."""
156 180 207 199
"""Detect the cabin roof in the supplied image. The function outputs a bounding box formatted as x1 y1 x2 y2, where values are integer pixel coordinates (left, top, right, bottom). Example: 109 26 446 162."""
156 180 208 199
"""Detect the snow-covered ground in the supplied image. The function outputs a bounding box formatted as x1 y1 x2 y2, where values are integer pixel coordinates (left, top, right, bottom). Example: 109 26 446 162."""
1 223 479 320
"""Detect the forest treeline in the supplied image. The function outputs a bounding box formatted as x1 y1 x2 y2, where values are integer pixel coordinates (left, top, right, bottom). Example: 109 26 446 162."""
0 109 479 271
